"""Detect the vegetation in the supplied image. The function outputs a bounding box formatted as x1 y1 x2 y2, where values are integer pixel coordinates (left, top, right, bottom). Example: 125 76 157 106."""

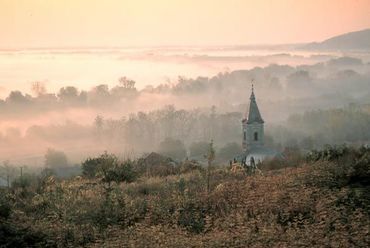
44 149 68 169
0 146 369 247
158 138 187 161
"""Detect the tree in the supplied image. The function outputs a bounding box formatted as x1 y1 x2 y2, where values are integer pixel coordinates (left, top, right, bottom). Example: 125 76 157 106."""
205 140 215 194
286 70 312 90
82 152 137 184
118 77 136 89
158 138 187 161
82 157 102 178
94 115 104 140
6 91 32 105
31 81 46 96
189 141 209 158
58 86 80 104
0 160 17 188
217 142 243 161
44 149 68 169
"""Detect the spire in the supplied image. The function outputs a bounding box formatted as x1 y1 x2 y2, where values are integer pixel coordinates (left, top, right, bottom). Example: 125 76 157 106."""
247 83 264 124
250 83 255 100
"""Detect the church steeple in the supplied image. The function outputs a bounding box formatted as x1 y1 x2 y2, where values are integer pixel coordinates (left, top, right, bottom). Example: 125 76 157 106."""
242 84 265 151
247 84 264 124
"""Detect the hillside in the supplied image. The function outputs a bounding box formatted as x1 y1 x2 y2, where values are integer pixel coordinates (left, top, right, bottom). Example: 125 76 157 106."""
0 146 369 247
303 29 370 50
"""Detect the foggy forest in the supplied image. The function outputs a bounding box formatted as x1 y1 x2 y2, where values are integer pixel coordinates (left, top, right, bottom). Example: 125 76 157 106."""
0 1 369 247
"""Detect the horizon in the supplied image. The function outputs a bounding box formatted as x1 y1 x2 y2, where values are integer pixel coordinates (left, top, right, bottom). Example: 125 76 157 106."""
0 26 368 50
1 0 370 48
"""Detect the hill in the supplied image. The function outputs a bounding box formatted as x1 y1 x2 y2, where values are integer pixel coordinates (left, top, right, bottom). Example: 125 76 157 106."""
303 29 370 50
0 146 369 247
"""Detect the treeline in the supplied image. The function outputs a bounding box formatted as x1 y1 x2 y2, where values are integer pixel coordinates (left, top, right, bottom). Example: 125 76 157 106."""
1 56 369 118
0 77 138 116
1 103 369 166
95 104 370 156
272 104 370 149
94 105 241 156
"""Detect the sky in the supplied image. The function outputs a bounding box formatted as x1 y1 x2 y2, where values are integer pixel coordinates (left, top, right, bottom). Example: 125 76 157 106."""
0 0 370 48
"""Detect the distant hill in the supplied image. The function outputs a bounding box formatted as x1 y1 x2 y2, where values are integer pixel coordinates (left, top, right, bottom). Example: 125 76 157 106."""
303 29 370 50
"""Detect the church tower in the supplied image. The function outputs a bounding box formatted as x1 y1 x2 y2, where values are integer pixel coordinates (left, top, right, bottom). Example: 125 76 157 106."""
242 85 264 151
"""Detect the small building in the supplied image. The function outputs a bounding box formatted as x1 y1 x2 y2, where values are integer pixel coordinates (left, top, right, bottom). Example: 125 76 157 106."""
239 85 281 165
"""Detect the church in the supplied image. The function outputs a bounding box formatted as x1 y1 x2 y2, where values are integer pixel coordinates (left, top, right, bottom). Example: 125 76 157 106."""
239 85 281 165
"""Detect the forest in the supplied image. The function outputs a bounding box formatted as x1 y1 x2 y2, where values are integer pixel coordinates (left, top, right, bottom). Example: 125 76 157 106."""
1 55 370 165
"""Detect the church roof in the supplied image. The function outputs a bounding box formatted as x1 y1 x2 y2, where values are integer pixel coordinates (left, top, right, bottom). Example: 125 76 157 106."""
246 86 264 124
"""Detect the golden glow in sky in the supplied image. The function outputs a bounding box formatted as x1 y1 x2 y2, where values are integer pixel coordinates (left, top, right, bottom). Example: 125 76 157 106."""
1 0 370 48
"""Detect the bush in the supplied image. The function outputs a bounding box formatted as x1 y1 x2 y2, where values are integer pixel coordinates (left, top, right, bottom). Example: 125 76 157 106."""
217 142 242 161
102 160 137 184
158 138 187 161
82 152 137 183
0 192 11 219
0 222 50 247
44 148 68 168
178 201 206 233
189 142 209 158
82 157 105 178
304 145 370 189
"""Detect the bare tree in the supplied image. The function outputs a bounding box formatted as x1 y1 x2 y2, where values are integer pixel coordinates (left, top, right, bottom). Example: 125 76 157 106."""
31 81 46 96
118 77 136 89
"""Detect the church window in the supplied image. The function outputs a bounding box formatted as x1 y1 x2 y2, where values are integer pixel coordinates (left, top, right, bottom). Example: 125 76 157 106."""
254 132 258 141
243 131 246 140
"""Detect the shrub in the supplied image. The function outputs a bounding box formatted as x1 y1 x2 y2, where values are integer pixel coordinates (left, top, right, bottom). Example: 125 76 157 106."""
82 152 137 183
189 141 209 158
44 148 68 168
0 191 11 219
102 160 137 184
82 157 102 178
178 201 206 233
217 142 242 162
158 138 187 161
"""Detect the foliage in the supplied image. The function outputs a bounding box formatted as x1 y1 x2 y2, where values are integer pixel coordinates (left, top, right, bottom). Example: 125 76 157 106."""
2 146 370 247
82 152 137 184
305 145 370 189
158 138 187 161
189 141 209 158
217 142 243 161
44 148 68 168
0 191 11 219
102 159 137 184
82 156 104 178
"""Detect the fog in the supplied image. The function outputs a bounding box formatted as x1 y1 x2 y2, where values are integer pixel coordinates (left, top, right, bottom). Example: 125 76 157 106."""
0 47 370 166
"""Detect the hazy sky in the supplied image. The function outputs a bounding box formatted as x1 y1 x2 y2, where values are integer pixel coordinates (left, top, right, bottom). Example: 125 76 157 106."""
1 0 370 48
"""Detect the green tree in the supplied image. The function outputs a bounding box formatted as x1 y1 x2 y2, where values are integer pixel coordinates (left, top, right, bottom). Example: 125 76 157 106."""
189 141 209 158
158 138 187 161
217 142 242 161
82 152 137 184
44 149 68 169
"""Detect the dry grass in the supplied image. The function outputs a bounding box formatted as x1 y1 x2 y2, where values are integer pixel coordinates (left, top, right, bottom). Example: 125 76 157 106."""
1 151 369 247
